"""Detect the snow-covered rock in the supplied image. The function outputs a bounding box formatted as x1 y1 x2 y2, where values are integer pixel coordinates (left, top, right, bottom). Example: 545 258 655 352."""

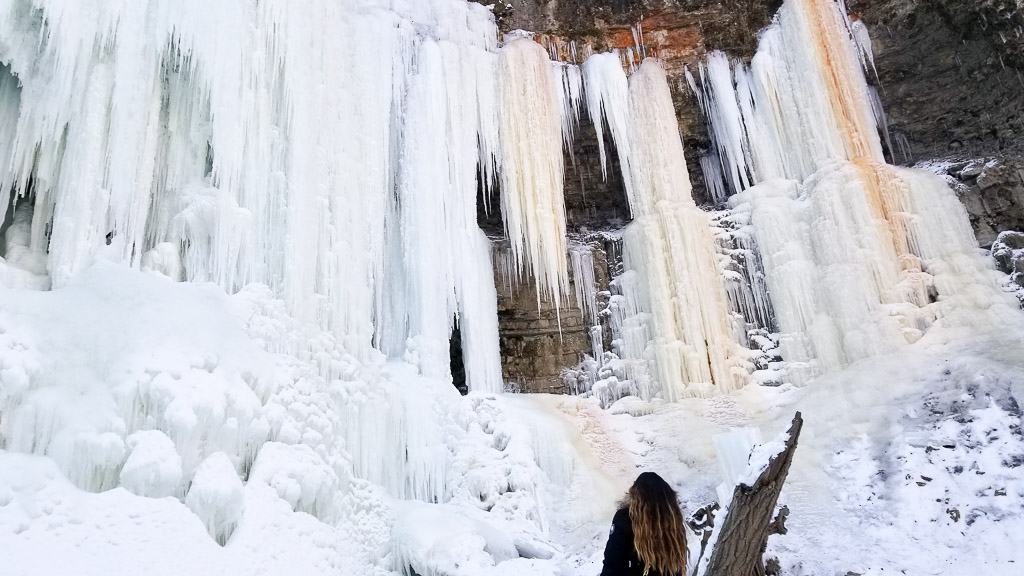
120 430 183 498
185 452 245 545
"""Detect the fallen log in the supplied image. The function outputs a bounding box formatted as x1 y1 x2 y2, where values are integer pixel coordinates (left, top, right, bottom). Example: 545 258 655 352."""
699 412 804 576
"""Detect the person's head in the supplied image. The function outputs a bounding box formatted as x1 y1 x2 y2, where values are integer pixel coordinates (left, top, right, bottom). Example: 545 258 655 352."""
627 472 687 575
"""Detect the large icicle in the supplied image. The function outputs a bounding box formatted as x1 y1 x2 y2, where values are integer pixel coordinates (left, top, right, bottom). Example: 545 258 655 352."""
581 52 633 197
588 55 750 400
497 38 570 305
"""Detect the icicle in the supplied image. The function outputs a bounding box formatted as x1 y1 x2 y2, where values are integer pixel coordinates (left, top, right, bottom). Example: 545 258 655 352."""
554 62 584 150
497 38 570 306
699 53 751 195
581 52 635 206
569 244 599 326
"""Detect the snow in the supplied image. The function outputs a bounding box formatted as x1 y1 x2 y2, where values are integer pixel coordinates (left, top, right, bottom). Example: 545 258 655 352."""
0 0 1021 575
1 263 1023 574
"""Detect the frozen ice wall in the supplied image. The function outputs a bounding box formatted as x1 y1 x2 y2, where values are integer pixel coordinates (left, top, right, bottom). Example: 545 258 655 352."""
0 0 512 392
692 0 1019 380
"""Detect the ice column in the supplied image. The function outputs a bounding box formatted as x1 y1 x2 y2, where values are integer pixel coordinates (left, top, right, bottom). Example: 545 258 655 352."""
498 38 570 305
622 61 749 398
390 38 503 393
587 54 750 399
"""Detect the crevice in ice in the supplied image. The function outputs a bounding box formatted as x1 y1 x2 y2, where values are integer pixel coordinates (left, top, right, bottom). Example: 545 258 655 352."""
450 324 468 396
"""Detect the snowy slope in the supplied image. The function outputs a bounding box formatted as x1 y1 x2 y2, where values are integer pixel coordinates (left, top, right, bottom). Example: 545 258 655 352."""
2 263 1022 575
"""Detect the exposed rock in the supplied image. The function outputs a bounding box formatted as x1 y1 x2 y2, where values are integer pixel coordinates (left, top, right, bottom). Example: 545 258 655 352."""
492 236 618 392
850 0 1024 245
944 160 1024 245
991 230 1024 294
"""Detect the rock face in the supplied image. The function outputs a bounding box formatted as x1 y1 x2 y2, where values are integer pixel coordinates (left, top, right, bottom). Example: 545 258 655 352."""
478 0 1024 391
849 0 1024 246
491 235 617 393
992 230 1024 297
939 160 1024 246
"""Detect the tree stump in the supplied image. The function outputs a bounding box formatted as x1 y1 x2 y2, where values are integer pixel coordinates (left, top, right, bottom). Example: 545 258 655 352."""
702 412 803 576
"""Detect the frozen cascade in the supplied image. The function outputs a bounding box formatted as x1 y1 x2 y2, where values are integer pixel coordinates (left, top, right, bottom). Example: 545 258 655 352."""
0 0 529 537
620 61 750 398
0 0 506 393
497 38 570 306
385 37 503 393
586 55 751 400
694 0 1020 381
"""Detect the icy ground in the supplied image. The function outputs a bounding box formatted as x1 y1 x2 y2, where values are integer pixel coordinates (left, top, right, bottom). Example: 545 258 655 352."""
1 264 1023 576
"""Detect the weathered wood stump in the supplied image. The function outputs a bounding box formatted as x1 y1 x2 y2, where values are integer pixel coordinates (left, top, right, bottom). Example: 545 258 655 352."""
700 412 804 576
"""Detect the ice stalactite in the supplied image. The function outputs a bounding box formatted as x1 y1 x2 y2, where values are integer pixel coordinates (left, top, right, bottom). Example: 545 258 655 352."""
569 244 599 327
694 0 1020 381
387 37 503 393
554 62 584 152
582 53 634 195
697 52 752 197
0 0 506 393
498 38 570 306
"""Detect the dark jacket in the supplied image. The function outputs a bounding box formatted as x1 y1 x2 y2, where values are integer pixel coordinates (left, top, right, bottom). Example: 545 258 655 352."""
600 508 683 576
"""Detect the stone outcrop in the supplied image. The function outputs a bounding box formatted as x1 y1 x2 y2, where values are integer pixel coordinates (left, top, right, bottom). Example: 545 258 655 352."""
991 230 1024 298
491 235 617 393
939 160 1024 246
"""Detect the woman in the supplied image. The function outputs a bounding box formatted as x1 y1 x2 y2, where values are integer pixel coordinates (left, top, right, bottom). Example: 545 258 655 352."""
600 472 690 576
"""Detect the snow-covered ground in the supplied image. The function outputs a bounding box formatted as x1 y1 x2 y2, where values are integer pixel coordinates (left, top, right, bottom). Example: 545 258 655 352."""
2 263 1021 576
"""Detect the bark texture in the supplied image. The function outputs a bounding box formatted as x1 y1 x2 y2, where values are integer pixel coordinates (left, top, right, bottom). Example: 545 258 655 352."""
703 412 803 576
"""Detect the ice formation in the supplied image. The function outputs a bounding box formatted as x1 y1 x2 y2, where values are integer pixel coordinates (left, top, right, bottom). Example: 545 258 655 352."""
498 38 570 306
0 0 512 393
0 0 1022 573
186 452 246 545
583 55 750 399
692 0 1019 381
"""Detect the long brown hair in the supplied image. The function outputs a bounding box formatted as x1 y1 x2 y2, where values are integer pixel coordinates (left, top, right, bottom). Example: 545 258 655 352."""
626 472 687 575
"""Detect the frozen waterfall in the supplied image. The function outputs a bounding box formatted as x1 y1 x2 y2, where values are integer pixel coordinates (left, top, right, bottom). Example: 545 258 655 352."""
691 0 1018 381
